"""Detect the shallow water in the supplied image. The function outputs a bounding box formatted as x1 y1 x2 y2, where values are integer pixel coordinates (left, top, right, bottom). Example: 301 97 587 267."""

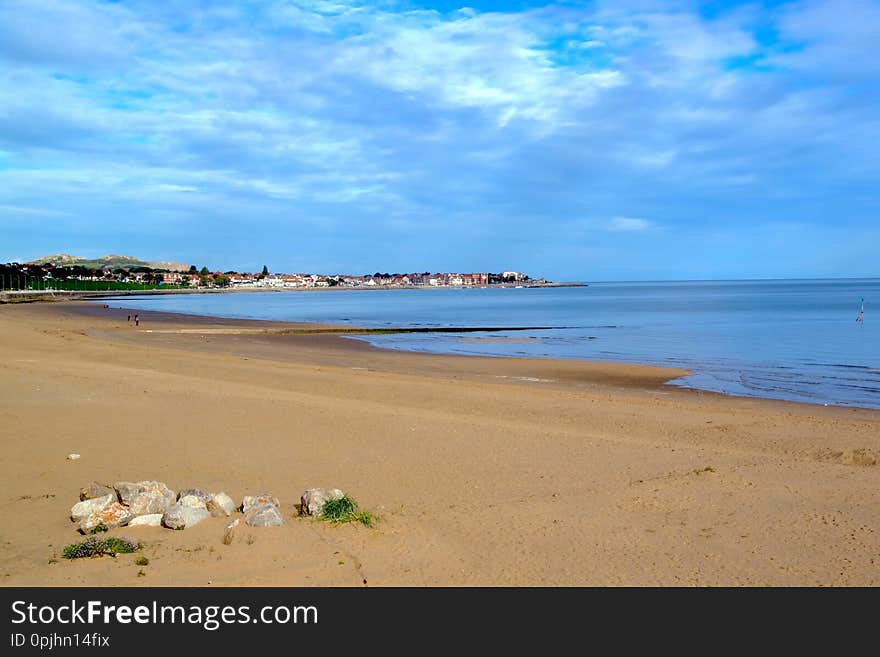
100 279 880 409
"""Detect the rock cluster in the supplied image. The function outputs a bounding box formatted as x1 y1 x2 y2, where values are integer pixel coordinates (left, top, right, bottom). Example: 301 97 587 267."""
68 480 235 534
68 480 349 537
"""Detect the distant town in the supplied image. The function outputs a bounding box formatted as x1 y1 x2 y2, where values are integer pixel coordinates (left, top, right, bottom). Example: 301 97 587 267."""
0 254 574 293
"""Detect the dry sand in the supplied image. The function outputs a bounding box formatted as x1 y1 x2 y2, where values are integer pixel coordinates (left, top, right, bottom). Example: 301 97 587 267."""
0 302 878 586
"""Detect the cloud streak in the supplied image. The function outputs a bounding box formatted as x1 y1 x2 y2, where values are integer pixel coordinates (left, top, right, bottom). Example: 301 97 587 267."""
606 217 653 232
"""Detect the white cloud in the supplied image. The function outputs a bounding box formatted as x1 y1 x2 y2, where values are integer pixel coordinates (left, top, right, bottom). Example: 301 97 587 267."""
606 217 653 232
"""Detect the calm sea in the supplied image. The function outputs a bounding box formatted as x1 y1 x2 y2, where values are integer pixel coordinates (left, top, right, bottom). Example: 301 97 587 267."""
100 279 880 409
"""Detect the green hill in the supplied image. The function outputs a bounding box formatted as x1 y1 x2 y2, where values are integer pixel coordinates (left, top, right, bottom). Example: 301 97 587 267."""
29 254 190 272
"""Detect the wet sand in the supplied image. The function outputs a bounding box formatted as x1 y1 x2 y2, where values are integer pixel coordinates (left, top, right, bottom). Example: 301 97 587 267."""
0 302 878 586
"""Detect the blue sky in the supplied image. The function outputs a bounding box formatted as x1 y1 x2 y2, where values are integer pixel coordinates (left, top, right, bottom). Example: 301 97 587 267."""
1 0 878 280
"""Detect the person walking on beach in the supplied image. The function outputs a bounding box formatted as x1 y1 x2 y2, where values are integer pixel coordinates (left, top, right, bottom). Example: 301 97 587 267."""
134 314 139 327
127 314 131 322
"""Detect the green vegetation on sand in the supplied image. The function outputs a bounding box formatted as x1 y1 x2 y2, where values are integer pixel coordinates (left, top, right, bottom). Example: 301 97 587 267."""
319 495 377 528
62 536 142 559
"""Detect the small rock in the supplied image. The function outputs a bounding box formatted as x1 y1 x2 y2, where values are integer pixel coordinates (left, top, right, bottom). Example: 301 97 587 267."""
207 492 236 517
162 502 210 530
79 482 114 501
114 481 176 507
67 453 81 461
241 494 280 513
128 513 163 527
178 488 211 504
223 518 240 545
301 488 345 517
244 503 284 527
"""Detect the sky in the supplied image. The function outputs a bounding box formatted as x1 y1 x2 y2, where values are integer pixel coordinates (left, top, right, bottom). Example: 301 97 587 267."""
1 0 878 280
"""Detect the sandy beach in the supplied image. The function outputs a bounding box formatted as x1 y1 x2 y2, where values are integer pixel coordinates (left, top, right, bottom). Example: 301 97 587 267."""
0 301 878 586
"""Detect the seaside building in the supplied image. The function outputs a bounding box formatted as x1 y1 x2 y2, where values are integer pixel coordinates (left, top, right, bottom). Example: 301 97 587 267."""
461 273 489 286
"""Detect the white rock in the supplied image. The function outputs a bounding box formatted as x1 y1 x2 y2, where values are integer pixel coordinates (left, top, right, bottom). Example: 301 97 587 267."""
128 489 176 516
207 492 236 517
67 453 81 460
78 503 132 533
70 494 115 522
128 514 164 527
162 502 210 530
178 494 207 509
71 494 133 533
244 503 284 527
301 488 345 517
241 494 280 513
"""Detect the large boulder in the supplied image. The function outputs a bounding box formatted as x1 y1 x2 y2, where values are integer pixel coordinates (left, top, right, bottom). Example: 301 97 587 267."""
162 496 210 530
128 488 176 517
244 503 284 527
70 494 133 534
128 514 163 527
79 482 114 501
207 492 236 518
301 488 345 517
114 481 176 507
241 494 280 513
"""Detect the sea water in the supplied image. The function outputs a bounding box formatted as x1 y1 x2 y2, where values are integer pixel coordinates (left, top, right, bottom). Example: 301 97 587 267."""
100 279 880 409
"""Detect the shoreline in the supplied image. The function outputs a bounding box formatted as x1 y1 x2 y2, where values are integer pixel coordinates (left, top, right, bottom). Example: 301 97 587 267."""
1 300 878 586
75 297 879 413
61 301 691 393
32 300 880 419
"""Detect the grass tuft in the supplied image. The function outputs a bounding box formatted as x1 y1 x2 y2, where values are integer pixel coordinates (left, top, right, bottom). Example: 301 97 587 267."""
62 536 142 559
320 496 376 528
135 556 149 566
